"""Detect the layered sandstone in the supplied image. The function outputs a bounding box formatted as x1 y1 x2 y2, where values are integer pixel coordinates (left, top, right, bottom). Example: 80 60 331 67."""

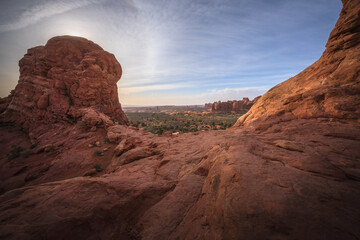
0 36 129 136
207 96 260 113
235 0 360 128
0 1 360 239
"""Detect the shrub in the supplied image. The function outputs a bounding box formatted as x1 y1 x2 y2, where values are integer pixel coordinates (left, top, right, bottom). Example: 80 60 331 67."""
8 145 24 161
30 143 37 149
94 150 103 156
104 138 111 143
190 127 198 132
156 127 164 135
93 164 102 172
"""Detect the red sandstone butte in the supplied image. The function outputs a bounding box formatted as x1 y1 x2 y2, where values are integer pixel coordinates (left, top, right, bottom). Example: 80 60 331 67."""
1 36 128 137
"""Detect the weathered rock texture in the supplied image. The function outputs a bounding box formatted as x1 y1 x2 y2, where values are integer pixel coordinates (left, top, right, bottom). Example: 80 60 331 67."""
207 96 260 113
0 1 360 240
1 36 128 136
235 0 360 128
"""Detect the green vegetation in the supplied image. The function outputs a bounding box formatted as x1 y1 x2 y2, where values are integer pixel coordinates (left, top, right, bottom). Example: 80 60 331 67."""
126 112 242 135
7 145 24 161
93 164 102 172
94 150 103 156
110 118 123 125
30 143 37 149
104 137 111 143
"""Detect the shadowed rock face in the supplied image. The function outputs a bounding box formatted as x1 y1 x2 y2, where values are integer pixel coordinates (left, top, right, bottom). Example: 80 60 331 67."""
0 1 360 240
235 0 360 129
1 36 128 135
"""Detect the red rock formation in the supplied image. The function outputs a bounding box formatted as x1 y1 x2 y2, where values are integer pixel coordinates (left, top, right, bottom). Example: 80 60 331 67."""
204 103 212 108
208 96 260 113
0 90 14 114
235 0 360 128
0 1 360 239
1 36 128 137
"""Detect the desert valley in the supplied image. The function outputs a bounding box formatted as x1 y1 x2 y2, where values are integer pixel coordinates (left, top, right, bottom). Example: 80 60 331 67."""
0 0 359 239
123 98 257 134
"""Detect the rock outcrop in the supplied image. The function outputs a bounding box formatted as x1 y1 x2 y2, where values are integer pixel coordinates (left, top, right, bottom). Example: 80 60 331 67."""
206 96 260 113
204 103 212 108
0 1 360 239
235 0 360 128
0 36 128 137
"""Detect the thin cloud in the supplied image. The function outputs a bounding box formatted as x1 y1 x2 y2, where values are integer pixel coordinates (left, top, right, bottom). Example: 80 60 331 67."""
118 86 270 106
118 82 195 94
0 0 105 32
201 86 270 102
0 0 341 106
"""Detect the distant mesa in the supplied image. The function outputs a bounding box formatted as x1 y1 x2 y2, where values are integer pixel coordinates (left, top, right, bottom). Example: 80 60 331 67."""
0 35 129 137
205 96 261 113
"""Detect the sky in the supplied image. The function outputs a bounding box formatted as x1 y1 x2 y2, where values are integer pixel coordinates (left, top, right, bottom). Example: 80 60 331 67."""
0 0 342 106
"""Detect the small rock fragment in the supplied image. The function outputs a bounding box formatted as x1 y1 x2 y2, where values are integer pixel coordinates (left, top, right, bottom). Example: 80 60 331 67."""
274 140 304 152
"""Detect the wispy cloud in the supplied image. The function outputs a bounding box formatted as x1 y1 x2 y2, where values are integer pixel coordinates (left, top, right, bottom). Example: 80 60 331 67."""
201 86 269 103
0 0 342 105
118 86 270 106
113 0 328 97
0 0 105 32
118 82 195 94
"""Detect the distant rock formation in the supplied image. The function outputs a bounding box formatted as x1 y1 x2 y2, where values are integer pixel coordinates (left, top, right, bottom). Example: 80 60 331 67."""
204 103 212 108
0 36 128 137
206 96 260 113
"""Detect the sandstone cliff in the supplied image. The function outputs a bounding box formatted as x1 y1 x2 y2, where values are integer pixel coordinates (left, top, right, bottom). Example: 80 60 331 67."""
0 1 359 239
235 0 360 129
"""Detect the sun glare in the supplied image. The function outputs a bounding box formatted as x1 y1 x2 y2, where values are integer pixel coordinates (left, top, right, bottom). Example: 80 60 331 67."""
55 19 92 39
65 31 84 37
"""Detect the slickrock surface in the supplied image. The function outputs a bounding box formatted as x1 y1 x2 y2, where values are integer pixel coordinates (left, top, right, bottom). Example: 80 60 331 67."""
0 1 359 239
